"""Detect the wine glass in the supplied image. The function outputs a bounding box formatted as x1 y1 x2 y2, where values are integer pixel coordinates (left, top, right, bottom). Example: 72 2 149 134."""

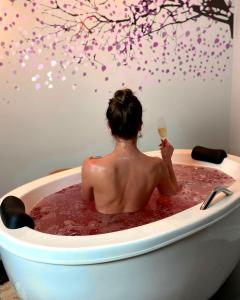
157 117 167 141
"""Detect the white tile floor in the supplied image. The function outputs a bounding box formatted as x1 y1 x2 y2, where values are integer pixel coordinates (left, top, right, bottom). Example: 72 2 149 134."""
0 282 19 300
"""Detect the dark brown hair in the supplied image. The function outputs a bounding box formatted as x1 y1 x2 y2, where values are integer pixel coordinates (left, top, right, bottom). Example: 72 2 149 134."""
106 89 142 139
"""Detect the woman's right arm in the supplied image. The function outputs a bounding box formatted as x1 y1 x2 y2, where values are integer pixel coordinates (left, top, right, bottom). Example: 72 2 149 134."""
157 139 179 195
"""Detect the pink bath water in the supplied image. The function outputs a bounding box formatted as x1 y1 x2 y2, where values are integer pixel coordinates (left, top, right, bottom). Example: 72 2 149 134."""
30 164 234 236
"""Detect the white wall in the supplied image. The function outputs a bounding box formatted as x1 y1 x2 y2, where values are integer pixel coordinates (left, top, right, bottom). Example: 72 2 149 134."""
229 2 240 156
0 76 232 197
0 1 234 196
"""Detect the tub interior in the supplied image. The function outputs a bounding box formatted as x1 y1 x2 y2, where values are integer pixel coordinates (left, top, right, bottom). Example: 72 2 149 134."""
18 150 240 214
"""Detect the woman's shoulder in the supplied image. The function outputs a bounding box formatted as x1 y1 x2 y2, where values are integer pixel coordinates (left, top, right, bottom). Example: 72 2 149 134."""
82 156 102 171
139 153 165 174
82 154 113 172
141 152 162 163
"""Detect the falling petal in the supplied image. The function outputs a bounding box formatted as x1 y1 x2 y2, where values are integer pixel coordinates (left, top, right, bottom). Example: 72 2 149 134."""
51 60 57 67
35 83 41 90
38 64 44 70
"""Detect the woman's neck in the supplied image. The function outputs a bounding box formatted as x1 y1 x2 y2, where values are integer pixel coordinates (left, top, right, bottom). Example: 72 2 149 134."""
113 137 140 156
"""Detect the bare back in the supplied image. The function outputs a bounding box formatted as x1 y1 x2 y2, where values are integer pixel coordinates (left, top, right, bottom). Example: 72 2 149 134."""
82 148 176 214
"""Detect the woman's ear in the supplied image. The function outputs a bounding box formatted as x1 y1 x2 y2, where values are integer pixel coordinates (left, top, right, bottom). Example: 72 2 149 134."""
137 122 143 138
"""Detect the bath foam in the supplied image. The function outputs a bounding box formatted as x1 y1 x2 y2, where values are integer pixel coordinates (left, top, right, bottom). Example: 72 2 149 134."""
30 164 235 236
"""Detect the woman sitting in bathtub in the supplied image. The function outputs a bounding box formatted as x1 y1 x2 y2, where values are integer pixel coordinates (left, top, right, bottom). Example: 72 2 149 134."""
81 89 179 214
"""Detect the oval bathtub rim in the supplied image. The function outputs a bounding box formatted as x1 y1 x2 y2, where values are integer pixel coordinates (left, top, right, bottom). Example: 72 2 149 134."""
1 199 240 265
1 149 240 265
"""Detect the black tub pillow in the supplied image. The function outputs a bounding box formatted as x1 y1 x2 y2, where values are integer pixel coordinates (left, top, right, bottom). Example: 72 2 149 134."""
0 196 34 229
191 146 227 164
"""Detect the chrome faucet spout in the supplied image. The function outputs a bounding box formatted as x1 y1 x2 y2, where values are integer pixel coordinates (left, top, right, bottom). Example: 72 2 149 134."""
200 186 233 210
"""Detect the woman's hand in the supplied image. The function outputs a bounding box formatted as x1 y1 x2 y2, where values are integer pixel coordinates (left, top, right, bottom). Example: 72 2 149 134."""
159 139 174 161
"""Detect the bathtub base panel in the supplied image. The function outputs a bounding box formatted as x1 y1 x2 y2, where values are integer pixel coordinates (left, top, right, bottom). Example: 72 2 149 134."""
2 207 240 300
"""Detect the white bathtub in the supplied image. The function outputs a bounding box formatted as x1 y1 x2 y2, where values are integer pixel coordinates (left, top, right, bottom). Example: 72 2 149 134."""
1 149 240 300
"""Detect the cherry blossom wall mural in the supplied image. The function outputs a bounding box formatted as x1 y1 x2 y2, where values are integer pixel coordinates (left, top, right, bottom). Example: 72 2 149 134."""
0 0 234 93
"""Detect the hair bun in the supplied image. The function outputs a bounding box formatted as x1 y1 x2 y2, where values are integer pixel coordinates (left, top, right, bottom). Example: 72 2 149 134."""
114 89 134 106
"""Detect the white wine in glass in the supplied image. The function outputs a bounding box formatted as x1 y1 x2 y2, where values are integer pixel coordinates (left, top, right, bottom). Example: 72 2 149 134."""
157 117 167 140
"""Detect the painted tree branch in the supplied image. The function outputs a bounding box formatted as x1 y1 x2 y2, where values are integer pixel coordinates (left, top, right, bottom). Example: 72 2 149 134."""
14 0 234 70
3 0 234 87
29 0 233 46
